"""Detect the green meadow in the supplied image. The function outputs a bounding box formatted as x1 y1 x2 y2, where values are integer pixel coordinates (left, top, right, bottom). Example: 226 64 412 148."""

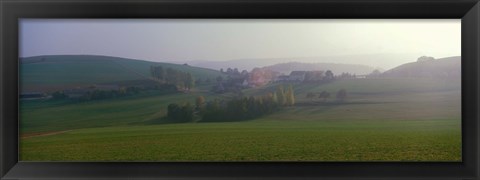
19 55 462 161
20 79 461 161
20 55 222 92
20 119 460 161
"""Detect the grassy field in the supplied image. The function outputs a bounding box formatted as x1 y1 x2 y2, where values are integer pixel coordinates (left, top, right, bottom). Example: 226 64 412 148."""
20 119 460 161
19 77 462 161
20 55 223 92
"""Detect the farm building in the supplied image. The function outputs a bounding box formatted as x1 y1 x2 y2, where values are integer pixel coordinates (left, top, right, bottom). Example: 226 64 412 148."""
288 71 307 81
242 79 249 87
274 75 290 82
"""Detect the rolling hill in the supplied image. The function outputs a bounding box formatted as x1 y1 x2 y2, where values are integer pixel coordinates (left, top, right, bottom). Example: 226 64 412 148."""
187 53 418 72
263 62 375 75
381 56 461 78
20 55 223 92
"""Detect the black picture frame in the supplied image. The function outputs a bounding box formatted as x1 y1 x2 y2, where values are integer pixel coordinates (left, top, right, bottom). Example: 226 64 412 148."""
1 0 479 179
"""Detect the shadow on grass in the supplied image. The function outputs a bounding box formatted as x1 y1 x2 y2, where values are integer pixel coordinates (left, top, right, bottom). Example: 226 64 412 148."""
295 101 395 107
140 117 188 125
139 111 275 125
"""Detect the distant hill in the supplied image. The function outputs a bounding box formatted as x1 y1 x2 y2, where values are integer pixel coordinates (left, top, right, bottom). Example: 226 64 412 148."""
187 59 274 72
20 55 222 92
187 53 420 71
381 56 460 78
263 62 376 75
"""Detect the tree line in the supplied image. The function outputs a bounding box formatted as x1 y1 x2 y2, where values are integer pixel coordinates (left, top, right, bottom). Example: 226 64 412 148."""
166 85 296 123
150 66 195 91
51 84 178 102
51 86 142 101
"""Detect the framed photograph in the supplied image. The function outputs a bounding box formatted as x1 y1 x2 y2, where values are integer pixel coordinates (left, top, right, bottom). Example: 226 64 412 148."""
1 0 479 179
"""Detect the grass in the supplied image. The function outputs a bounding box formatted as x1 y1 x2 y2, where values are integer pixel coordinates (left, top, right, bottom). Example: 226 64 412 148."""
20 55 223 92
243 78 460 96
20 119 461 161
21 92 195 133
19 77 462 161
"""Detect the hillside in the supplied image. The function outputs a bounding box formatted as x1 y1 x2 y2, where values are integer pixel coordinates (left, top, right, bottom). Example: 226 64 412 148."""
188 59 276 72
382 56 461 78
263 62 375 75
187 53 418 72
20 55 223 92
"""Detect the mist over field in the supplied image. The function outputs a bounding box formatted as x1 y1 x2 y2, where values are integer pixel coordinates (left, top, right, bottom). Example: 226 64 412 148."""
19 54 461 161
19 19 461 161
20 19 460 69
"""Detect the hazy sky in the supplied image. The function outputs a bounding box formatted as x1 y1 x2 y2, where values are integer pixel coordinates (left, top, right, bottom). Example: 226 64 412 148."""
20 19 460 69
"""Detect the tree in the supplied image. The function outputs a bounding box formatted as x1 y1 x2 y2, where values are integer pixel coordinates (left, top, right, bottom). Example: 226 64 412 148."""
289 85 295 106
285 85 295 106
213 83 225 93
181 103 194 122
241 70 249 76
119 87 127 95
195 96 206 110
256 97 264 114
272 92 278 104
167 103 194 122
318 91 330 101
150 66 155 78
176 71 188 89
152 67 195 91
157 66 165 81
369 69 382 77
167 103 181 120
325 70 334 81
195 78 202 85
165 68 176 85
417 56 435 62
201 99 224 122
198 89 286 122
184 72 195 90
306 92 316 98
52 91 67 99
246 96 256 118
336 89 347 102
150 66 165 82
216 76 223 82
276 85 286 106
